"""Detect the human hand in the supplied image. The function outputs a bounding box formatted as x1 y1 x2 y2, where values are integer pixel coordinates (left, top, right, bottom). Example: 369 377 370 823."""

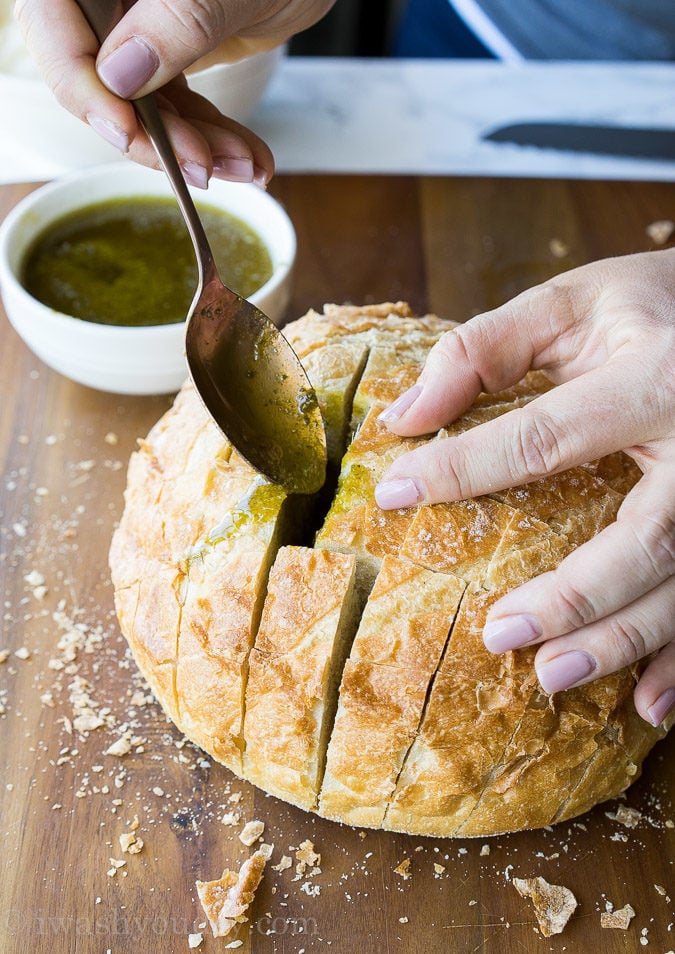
15 0 336 187
374 249 675 728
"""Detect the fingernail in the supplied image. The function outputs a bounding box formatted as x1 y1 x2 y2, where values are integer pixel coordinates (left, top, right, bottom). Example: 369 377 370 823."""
483 614 542 653
536 650 596 694
375 477 424 510
85 113 129 153
378 385 422 424
181 161 209 190
212 157 254 182
98 36 159 99
647 687 675 728
252 165 269 189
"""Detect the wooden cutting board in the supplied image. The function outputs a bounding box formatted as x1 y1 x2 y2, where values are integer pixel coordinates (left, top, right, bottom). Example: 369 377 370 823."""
0 175 673 954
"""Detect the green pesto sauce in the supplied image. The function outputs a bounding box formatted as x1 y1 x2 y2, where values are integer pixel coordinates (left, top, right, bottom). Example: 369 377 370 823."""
327 461 374 516
205 478 287 546
21 196 273 327
182 477 287 573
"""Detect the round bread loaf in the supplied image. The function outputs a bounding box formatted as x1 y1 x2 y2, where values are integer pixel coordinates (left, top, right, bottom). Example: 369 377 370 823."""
110 302 665 836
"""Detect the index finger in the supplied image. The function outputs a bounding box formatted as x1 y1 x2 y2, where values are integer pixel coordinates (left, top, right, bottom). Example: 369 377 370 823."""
375 349 668 508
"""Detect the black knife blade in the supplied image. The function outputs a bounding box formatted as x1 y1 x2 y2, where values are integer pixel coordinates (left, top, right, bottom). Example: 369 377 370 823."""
482 122 675 161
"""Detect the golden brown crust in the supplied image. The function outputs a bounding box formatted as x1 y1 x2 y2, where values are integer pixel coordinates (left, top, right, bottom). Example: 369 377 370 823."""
110 302 666 838
196 846 270 938
319 557 464 826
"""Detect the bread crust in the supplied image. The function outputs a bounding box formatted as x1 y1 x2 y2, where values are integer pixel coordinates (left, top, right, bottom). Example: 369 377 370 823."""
110 303 666 837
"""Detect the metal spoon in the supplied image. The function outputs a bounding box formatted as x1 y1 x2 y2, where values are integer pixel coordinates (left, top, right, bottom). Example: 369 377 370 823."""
76 0 326 495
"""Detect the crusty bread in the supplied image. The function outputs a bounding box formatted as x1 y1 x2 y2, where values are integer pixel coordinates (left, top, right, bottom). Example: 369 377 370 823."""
110 302 667 836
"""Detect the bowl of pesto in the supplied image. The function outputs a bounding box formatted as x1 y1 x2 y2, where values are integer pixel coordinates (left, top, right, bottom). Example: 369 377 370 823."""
0 162 296 394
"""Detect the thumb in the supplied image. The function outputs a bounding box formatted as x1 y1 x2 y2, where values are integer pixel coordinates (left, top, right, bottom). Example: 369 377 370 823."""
95 0 248 99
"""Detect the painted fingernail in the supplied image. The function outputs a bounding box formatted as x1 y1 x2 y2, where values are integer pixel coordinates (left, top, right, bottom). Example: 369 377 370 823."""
483 614 542 653
374 477 424 510
212 157 254 182
252 165 269 189
536 650 597 694
378 385 422 424
647 687 675 728
181 161 209 190
98 36 159 99
85 113 129 153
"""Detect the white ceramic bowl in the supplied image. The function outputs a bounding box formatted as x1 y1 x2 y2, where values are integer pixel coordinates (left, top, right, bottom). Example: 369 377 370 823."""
187 46 286 123
0 163 296 395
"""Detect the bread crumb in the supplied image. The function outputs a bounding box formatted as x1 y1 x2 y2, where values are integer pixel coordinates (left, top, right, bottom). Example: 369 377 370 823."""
512 876 577 937
187 932 203 948
295 840 320 872
106 735 132 757
480 844 490 856
394 858 411 879
196 848 270 938
606 804 642 828
399 916 409 924
239 820 265 846
646 219 674 245
271 856 292 873
600 904 636 929
104 432 119 446
119 832 136 852
14 647 31 660
433 863 445 876
0 650 9 664
119 830 144 854
221 812 240 827
152 786 165 797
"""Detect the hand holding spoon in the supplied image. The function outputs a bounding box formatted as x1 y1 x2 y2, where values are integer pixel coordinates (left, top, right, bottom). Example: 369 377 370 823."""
76 0 327 495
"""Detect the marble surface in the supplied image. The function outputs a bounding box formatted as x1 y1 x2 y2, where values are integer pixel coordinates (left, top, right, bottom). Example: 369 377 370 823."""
1 57 674 182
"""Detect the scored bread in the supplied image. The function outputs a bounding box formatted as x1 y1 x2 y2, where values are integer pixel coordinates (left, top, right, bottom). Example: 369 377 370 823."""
110 302 667 837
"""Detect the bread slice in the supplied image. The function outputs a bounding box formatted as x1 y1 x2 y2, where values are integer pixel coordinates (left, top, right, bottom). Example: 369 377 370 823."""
383 584 540 836
176 470 290 773
319 557 464 827
243 546 359 810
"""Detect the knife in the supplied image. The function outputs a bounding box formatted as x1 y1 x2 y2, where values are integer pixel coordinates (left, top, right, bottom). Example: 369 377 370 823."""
482 122 675 161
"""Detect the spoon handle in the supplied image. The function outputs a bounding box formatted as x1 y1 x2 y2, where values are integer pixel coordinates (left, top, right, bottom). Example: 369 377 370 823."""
74 0 218 289
131 96 218 288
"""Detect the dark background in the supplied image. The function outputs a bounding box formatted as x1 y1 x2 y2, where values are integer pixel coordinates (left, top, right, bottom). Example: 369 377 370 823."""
289 0 405 56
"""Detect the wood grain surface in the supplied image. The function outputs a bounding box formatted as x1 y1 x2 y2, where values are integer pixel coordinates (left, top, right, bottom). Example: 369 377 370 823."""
0 175 673 954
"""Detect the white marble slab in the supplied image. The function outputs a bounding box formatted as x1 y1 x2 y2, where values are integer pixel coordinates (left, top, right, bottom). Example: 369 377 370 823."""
254 59 675 180
0 58 674 183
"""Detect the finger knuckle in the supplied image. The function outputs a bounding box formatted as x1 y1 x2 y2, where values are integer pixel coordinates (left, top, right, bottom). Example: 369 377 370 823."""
554 578 598 629
432 444 473 501
158 0 226 54
606 616 650 666
513 408 566 479
633 511 675 581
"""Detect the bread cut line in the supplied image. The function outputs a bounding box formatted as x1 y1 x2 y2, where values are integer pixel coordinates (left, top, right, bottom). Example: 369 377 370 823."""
110 303 666 837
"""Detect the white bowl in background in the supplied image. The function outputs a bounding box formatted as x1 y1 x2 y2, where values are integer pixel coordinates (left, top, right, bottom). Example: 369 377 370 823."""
0 162 296 395
187 46 286 123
